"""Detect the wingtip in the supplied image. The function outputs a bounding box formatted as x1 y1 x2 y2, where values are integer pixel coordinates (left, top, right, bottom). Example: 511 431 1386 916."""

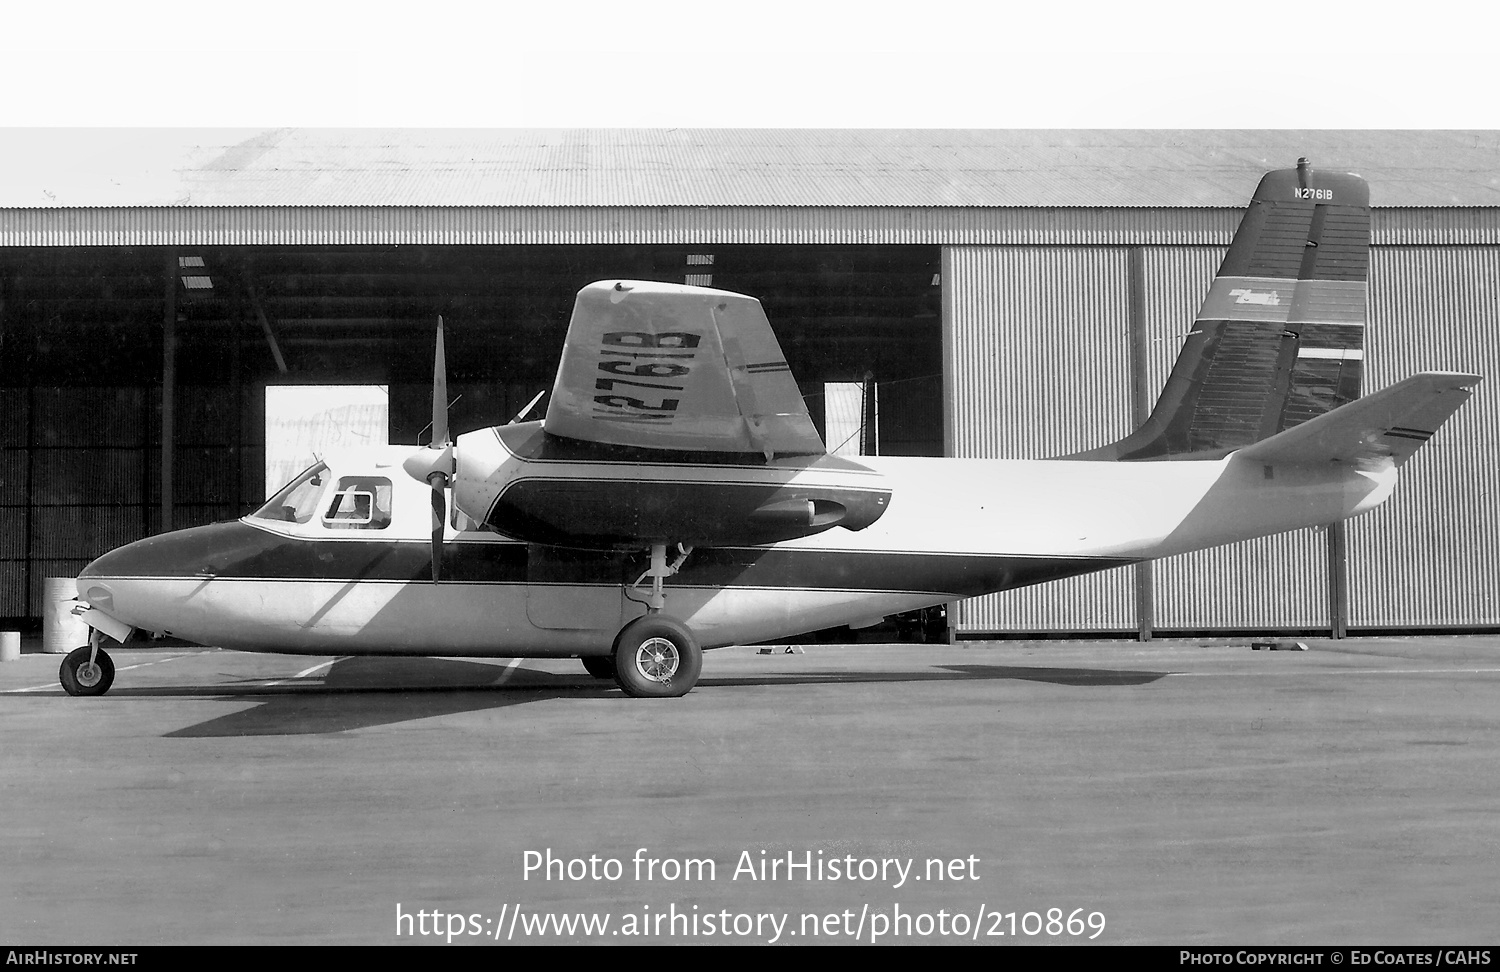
1397 370 1483 390
1427 371 1483 390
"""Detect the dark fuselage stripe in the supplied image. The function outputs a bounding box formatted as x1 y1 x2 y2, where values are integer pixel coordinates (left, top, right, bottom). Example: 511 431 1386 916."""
80 520 1130 600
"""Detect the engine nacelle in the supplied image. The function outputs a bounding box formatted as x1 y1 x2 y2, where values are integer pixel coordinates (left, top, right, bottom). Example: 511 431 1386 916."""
451 423 891 548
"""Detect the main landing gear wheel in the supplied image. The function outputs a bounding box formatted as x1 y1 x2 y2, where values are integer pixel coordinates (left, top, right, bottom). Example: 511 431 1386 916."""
59 645 115 697
580 655 617 680
611 615 701 699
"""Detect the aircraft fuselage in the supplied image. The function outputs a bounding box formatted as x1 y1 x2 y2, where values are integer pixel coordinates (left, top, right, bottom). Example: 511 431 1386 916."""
75 440 1396 656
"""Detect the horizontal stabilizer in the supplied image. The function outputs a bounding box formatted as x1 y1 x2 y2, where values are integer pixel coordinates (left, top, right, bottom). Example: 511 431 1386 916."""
1235 372 1481 467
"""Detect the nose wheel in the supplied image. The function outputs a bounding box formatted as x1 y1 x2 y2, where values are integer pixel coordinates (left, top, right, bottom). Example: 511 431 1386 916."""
611 615 701 698
60 644 115 697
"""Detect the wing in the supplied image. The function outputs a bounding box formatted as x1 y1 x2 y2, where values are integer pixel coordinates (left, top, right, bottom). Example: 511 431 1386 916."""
543 280 826 459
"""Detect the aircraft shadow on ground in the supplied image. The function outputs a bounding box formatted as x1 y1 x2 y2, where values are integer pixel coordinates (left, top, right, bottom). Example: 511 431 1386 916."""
700 664 1170 689
134 657 1170 737
154 658 598 737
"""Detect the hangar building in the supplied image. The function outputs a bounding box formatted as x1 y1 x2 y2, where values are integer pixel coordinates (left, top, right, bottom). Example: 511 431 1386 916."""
1 129 1496 640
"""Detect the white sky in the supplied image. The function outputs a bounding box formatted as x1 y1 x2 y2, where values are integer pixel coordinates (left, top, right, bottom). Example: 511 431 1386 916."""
1 2 1496 129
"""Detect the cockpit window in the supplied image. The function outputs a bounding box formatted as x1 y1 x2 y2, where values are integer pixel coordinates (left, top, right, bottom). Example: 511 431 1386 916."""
323 476 393 530
251 462 331 524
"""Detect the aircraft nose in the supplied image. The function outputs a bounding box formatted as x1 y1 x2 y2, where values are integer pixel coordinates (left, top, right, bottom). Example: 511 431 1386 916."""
78 532 183 586
76 531 187 613
79 538 148 584
81 521 268 584
76 536 153 624
77 520 275 632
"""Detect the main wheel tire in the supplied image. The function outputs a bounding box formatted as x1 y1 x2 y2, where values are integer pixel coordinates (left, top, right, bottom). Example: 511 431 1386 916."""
611 615 701 699
59 645 115 697
580 654 616 680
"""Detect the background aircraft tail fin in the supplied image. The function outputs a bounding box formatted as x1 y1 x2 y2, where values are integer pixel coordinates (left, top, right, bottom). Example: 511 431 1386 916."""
1077 160 1372 461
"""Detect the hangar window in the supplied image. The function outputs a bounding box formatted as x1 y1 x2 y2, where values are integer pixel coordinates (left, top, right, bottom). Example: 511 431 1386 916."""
323 476 393 530
251 462 331 524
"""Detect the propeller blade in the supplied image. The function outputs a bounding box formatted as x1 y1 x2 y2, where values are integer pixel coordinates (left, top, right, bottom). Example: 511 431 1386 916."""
432 315 449 446
418 315 451 583
429 472 446 583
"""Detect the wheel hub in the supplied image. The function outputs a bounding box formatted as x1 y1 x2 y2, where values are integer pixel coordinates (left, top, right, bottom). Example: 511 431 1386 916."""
75 662 101 687
634 637 679 683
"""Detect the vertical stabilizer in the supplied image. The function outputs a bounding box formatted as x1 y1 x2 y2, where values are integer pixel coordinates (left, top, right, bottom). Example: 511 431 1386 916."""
1079 160 1370 461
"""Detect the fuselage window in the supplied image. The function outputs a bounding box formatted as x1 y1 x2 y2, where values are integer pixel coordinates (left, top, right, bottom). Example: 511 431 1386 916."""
250 462 331 524
323 476 393 530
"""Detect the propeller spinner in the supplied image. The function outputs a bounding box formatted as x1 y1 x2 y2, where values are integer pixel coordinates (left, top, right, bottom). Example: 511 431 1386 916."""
402 316 455 582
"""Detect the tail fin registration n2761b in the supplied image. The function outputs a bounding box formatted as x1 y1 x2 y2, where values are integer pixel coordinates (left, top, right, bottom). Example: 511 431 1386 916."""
1080 159 1372 461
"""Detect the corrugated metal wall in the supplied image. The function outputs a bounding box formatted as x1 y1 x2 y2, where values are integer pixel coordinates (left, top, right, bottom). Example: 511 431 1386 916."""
14 388 151 616
0 207 1239 248
943 247 1135 456
944 240 1500 636
1347 247 1500 627
1151 535 1331 631
0 387 29 617
943 245 1136 632
3 207 1497 249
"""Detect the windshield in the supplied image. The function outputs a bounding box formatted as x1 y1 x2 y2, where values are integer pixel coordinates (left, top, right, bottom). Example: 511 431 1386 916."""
250 462 331 524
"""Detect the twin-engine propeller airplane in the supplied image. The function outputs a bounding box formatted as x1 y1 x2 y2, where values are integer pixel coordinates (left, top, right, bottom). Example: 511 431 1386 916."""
60 161 1480 699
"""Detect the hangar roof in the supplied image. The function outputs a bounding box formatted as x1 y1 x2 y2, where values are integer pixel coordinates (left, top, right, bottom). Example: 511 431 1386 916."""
3 129 1498 210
